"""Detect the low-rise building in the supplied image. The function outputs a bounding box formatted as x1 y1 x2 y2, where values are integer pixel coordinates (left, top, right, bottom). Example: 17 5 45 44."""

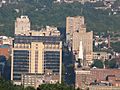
75 68 120 89
0 36 13 45
0 45 11 60
89 86 120 90
93 52 109 61
21 73 59 88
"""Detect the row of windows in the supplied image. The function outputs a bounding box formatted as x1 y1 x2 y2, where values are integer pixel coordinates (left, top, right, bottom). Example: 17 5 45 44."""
13 65 29 68
44 58 59 60
44 61 59 63
13 69 29 72
44 68 59 72
14 50 29 53
13 50 29 81
44 52 60 55
14 54 29 56
14 36 61 44
14 59 29 61
13 73 21 76
44 63 59 66
44 66 59 70
13 62 29 65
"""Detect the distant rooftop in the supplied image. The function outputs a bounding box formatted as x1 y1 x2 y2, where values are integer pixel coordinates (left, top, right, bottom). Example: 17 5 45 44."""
0 45 10 48
14 36 61 44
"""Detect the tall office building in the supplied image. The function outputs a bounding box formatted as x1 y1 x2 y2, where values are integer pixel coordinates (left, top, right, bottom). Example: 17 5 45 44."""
11 16 62 85
66 16 85 44
66 16 93 65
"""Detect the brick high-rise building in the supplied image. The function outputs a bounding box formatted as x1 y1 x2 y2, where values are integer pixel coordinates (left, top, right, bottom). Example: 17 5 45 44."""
66 16 93 65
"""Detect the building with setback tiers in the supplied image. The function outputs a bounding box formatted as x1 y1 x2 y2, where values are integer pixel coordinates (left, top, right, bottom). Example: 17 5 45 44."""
11 16 62 85
66 16 93 65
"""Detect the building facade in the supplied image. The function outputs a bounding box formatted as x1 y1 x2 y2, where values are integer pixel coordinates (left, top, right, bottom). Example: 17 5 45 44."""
89 86 120 90
11 16 62 85
0 45 10 60
66 16 93 65
21 73 59 88
11 36 62 85
93 52 109 61
15 16 30 35
75 68 120 89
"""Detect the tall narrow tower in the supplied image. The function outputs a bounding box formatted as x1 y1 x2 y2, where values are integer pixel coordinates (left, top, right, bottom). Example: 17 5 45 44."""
15 16 30 35
78 41 83 60
66 16 93 65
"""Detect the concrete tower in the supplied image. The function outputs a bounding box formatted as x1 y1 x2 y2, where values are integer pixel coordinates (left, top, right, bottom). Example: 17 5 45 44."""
15 16 30 35
66 16 93 65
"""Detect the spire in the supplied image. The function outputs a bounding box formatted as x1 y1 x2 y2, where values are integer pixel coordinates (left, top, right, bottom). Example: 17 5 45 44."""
78 41 83 60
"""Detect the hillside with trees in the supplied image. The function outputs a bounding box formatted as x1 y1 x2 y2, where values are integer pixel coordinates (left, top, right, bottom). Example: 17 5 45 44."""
0 0 120 36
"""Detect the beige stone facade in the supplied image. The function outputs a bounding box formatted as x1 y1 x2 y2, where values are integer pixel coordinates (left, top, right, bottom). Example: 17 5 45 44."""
11 36 62 85
93 52 109 61
15 16 60 36
21 73 60 88
66 16 93 65
15 16 30 35
11 16 62 85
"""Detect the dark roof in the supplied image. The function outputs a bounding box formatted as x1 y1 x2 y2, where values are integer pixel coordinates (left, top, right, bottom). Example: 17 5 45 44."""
0 45 10 48
14 36 61 44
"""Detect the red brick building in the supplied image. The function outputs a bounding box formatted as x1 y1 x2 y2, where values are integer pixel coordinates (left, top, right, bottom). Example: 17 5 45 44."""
0 45 10 60
75 68 120 89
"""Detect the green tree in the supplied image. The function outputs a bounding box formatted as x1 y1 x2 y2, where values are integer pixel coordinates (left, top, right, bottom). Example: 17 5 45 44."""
111 42 120 53
37 83 75 90
0 78 25 90
108 59 117 68
92 59 104 68
24 86 35 90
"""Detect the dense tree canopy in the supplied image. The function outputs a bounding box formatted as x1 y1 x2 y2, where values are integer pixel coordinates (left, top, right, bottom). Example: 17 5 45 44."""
37 83 75 90
92 59 104 68
0 1 120 36
92 58 118 69
111 42 120 53
0 78 76 90
108 59 117 68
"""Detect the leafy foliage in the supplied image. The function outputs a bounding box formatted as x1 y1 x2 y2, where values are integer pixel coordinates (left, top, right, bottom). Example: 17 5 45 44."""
25 86 36 90
0 78 76 90
111 42 120 53
92 59 104 68
92 59 118 69
0 1 120 36
104 59 117 68
104 60 109 68
37 83 75 90
108 59 117 68
0 78 34 90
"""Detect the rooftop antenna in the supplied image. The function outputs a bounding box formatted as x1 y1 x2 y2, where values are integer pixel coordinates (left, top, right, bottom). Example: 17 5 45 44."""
81 8 83 15
21 8 24 16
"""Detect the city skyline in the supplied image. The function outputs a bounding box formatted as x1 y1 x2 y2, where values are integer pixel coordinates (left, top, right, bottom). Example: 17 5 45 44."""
0 1 120 89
